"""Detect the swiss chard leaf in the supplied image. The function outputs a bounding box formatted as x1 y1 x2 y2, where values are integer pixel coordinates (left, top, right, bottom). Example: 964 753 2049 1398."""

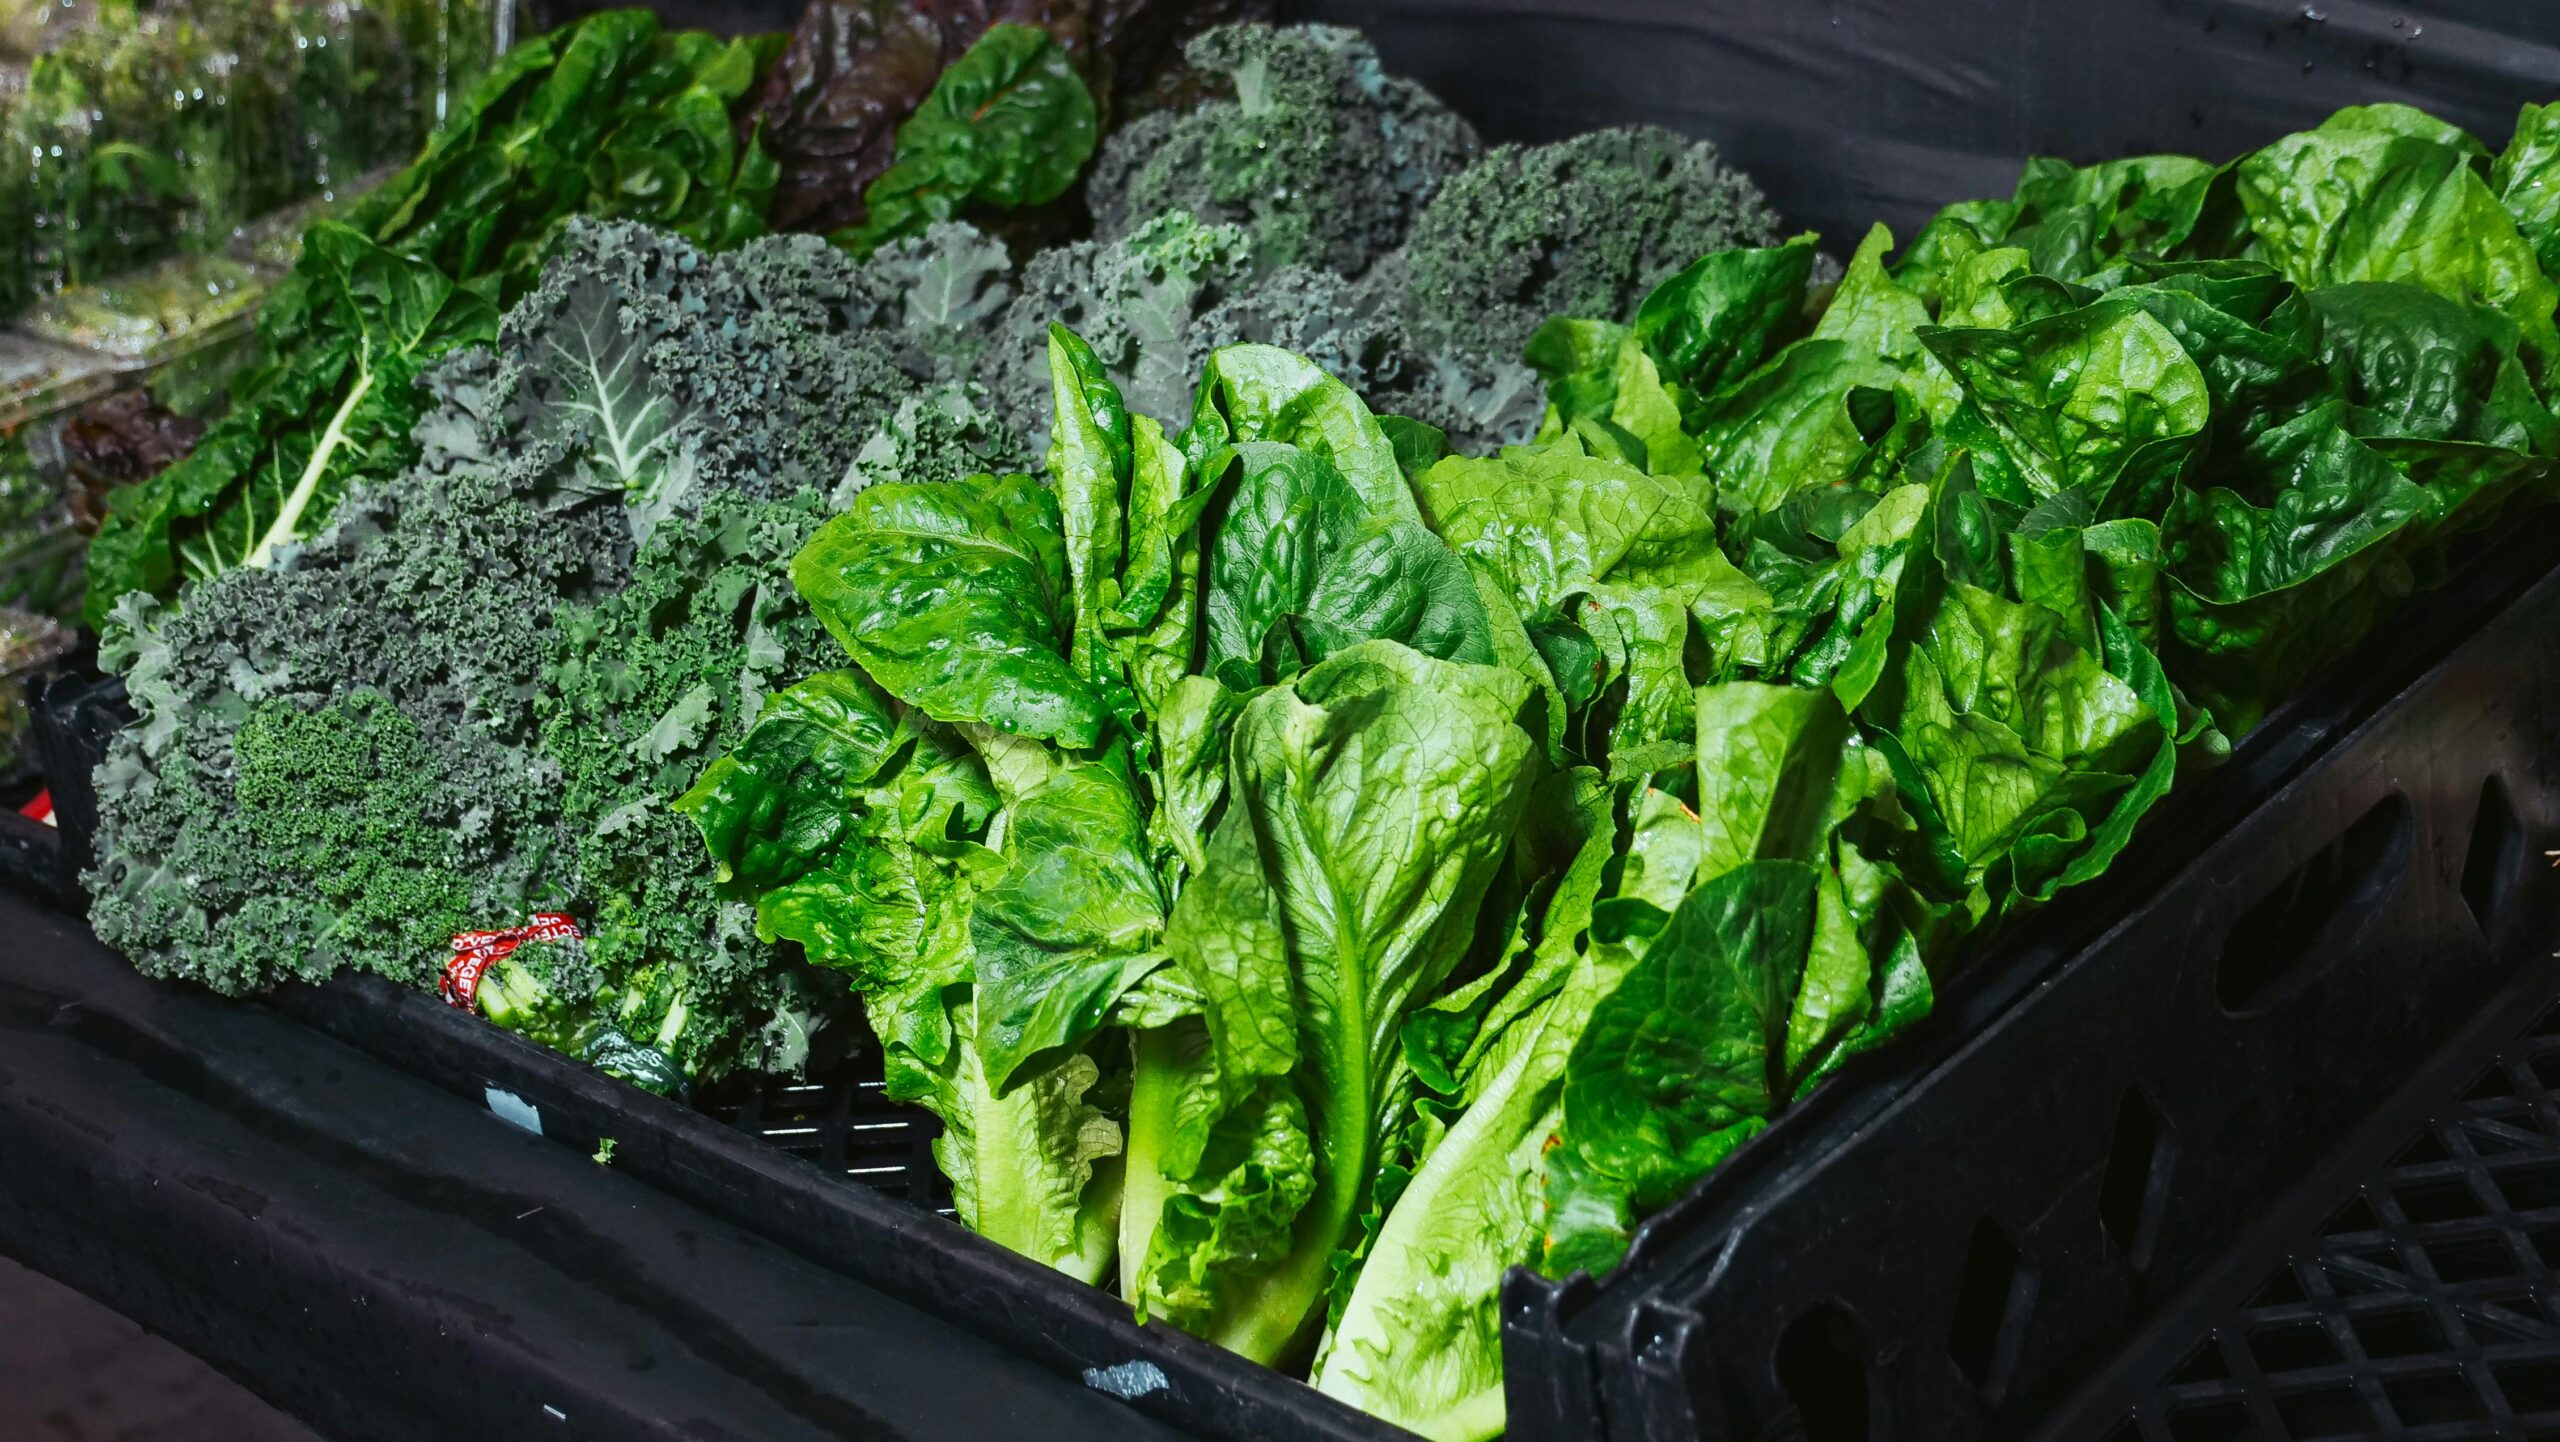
837 24 1099 256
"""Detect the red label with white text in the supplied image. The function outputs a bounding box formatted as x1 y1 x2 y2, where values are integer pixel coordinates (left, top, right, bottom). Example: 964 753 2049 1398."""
441 912 582 1010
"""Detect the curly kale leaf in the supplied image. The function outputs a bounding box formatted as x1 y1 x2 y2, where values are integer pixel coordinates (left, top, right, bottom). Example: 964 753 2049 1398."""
1400 126 1785 371
492 221 919 531
994 210 1258 431
89 222 917 1079
538 491 850 1078
1086 23 1477 277
842 221 1019 383
986 214 1540 453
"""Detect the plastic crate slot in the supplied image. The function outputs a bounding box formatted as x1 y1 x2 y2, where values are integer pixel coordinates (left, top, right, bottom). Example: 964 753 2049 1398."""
2253 1267 2314 1306
2168 1339 2232 1385
2423 1234 2517 1283
2215 793 2413 1015
2498 1360 2560 1413
2526 1227 2560 1269
2246 1320 2337 1374
2163 1397 2254 1441
2391 1176 2487 1225
1947 1215 2038 1404
2381 1368 2490 1424
2460 773 2527 941
2271 1381 2371 1438
2346 1307 2443 1360
2395 1131 2453 1168
2100 1083 2175 1270
2503 1161 2560 1215
2467 1064 2521 1102
1774 1303 1872 1442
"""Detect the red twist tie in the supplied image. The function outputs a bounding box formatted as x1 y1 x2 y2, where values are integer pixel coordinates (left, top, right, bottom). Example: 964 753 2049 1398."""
440 912 583 1011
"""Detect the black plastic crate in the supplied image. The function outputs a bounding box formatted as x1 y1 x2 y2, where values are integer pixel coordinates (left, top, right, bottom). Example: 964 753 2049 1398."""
20 686 1407 1442
1496 521 2560 1441
2039 959 2560 1442
24 518 2560 1442
22 5 2560 1437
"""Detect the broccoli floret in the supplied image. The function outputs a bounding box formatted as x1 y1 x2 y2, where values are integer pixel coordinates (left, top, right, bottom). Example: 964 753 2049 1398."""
1399 126 1785 366
1086 24 1478 277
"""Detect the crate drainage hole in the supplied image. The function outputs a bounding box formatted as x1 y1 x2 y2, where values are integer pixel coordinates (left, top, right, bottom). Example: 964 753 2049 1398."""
2099 1083 2174 1269
2386 1369 2490 1424
1948 1215 2038 1404
2216 792 2412 1014
1775 1303 1871 1442
2275 1381 2373 1438
2465 772 2528 941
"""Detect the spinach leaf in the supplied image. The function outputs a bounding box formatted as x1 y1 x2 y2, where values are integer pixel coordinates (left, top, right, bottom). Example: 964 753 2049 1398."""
1919 297 2210 515
1633 235 1818 397
972 759 1170 1090
1202 442 1492 683
1542 859 1817 1278
1414 443 1719 615
794 470 1111 746
2235 110 2560 379
2494 101 2560 280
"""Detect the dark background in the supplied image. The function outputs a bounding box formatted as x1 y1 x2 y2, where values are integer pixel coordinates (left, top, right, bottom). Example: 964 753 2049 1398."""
523 0 2560 243
1293 0 2560 243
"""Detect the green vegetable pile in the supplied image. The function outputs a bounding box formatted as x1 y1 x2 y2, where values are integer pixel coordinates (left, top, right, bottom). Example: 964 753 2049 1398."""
86 216 923 1088
76 7 2560 1435
686 99 2560 1441
1 0 492 317
81 8 781 630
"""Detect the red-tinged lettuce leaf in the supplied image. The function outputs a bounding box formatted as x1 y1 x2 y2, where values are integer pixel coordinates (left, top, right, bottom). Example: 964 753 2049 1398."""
835 24 1098 257
751 0 1267 234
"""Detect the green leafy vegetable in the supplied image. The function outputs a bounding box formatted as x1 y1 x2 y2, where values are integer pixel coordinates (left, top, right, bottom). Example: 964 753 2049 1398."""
836 25 1098 257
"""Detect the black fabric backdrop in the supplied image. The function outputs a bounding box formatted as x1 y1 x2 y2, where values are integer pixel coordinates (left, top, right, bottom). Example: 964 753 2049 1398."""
1290 0 2560 245
521 1 2560 244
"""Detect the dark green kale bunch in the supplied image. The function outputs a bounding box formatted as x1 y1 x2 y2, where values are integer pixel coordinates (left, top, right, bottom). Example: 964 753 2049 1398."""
1399 125 1786 371
1084 23 1480 275
87 219 931 1088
